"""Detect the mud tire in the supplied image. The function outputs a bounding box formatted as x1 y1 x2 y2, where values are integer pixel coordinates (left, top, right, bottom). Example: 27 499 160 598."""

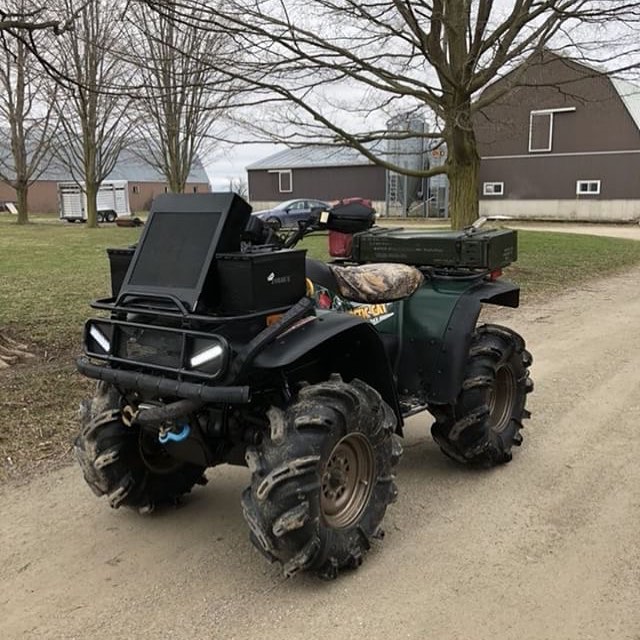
74 382 206 512
429 324 533 467
242 376 400 579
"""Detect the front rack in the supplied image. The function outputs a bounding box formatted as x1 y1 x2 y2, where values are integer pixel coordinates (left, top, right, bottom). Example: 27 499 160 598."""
91 293 294 329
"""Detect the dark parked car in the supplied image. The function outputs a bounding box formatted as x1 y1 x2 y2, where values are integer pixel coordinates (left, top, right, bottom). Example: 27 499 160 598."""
252 198 329 229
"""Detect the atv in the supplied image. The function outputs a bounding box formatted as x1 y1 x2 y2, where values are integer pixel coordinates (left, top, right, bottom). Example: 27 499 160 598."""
74 192 533 579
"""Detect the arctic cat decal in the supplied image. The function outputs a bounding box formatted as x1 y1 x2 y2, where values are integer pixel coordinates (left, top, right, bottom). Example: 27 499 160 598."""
308 281 396 325
347 303 395 325
305 278 315 297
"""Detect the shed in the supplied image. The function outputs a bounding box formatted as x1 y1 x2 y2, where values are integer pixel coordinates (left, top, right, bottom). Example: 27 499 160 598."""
246 146 385 211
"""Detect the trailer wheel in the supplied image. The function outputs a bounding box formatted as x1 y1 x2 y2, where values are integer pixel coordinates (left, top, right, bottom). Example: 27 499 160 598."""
242 376 400 579
105 210 117 223
74 382 207 512
97 212 105 223
429 324 533 467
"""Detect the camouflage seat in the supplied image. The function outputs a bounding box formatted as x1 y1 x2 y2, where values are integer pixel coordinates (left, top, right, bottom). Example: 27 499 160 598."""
330 263 424 303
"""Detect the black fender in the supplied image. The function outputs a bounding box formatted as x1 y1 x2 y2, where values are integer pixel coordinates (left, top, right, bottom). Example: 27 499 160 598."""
253 312 403 432
427 279 520 405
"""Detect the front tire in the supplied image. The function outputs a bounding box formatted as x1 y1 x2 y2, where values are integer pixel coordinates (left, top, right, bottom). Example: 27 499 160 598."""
242 376 400 579
430 324 533 466
74 382 207 512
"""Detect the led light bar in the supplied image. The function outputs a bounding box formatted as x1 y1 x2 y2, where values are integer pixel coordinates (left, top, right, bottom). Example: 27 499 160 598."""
89 325 111 353
190 343 224 368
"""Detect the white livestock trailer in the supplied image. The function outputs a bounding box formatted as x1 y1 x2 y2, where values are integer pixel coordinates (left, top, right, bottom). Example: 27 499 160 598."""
58 180 131 222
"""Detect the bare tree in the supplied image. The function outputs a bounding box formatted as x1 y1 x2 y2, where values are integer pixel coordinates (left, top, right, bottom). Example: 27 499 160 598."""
0 3 79 34
229 176 247 197
139 0 640 228
121 2 235 193
0 1 59 225
51 0 131 228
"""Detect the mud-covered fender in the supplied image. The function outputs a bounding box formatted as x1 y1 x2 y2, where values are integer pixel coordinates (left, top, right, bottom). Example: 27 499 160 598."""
254 312 403 432
426 279 520 404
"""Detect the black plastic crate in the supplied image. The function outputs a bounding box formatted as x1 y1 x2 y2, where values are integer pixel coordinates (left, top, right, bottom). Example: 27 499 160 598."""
106 247 135 297
216 250 307 313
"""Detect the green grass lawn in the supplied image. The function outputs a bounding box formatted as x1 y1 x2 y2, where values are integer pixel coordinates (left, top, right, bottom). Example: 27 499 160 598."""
2 215 640 480
508 231 640 299
0 218 140 351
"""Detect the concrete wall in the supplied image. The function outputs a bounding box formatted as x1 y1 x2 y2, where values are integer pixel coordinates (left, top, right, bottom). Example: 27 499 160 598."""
479 199 640 222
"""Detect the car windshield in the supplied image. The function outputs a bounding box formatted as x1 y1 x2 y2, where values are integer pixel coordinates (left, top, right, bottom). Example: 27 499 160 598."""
274 200 298 211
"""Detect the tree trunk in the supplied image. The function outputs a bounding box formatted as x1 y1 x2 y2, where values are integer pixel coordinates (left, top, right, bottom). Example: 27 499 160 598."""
446 126 481 230
15 182 29 225
0 330 34 369
85 181 99 228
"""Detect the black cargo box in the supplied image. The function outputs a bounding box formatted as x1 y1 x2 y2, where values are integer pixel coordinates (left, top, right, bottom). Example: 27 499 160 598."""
216 249 306 313
351 227 517 269
107 247 135 297
327 200 376 234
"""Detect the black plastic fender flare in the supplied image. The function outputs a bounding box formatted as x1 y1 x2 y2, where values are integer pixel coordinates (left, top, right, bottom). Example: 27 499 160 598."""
253 312 403 432
427 279 520 405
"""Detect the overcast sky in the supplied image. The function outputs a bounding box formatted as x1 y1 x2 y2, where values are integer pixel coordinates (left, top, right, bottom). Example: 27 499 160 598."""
206 141 285 191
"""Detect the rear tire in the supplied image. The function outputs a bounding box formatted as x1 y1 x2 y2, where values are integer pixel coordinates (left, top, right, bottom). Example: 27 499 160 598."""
74 382 206 512
429 324 533 466
242 376 401 579
105 210 117 223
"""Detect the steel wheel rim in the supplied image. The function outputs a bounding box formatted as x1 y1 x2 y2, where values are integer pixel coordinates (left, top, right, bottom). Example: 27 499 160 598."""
487 364 516 433
320 433 375 529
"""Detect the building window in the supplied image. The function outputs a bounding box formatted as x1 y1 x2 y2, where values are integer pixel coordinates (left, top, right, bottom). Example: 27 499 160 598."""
528 107 576 153
132 185 140 194
529 112 552 152
576 180 601 195
483 182 504 196
192 186 198 193
269 169 293 193
164 186 169 193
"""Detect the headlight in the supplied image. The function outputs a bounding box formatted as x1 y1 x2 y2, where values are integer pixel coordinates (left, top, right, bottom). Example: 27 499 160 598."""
189 336 228 377
87 323 112 354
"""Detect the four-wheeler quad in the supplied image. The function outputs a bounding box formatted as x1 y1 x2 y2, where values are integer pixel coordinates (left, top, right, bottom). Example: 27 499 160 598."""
74 193 533 579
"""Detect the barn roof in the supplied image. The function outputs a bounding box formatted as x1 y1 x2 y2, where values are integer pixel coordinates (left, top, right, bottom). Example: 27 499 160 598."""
246 145 377 170
0 142 209 184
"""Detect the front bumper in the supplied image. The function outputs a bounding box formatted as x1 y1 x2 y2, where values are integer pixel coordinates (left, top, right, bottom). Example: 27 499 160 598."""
76 357 251 404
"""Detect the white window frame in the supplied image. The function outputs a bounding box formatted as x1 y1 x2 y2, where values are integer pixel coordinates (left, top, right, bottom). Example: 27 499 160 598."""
132 185 140 194
483 181 504 196
268 169 293 193
576 180 601 195
528 107 576 153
